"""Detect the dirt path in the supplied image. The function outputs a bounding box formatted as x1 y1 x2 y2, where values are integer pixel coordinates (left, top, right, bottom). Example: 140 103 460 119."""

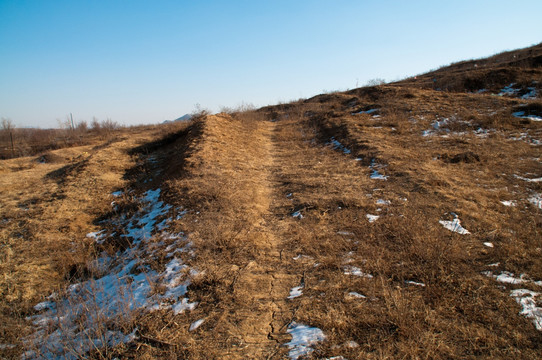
181 114 299 358
222 118 295 358
190 113 372 358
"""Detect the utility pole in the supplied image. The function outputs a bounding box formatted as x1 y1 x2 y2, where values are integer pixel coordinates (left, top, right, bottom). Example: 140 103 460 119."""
70 113 74 130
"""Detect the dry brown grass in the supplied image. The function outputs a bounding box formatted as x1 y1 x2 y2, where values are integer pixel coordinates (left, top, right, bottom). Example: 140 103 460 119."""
2 45 542 359
254 84 541 359
0 121 192 359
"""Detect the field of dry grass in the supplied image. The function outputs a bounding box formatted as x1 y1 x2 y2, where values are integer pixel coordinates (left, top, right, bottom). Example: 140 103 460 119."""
1 45 541 359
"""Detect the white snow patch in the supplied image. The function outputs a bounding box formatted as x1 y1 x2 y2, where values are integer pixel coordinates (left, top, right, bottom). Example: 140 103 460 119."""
510 289 542 330
369 159 388 180
337 231 354 236
483 271 542 286
499 83 520 97
352 108 379 115
509 132 541 146
500 84 537 99
286 322 326 360
500 200 516 207
513 111 542 122
34 301 55 312
288 286 304 299
474 128 494 138
172 298 197 315
529 194 542 209
344 266 373 278
405 281 425 287
24 189 196 359
376 199 390 205
292 211 304 219
86 230 107 244
439 216 470 235
111 191 123 197
422 117 450 136
484 271 542 330
293 254 313 261
484 242 494 248
345 340 360 348
370 170 388 180
497 272 528 284
514 174 542 182
366 214 380 223
347 292 366 299
189 319 205 331
328 137 351 154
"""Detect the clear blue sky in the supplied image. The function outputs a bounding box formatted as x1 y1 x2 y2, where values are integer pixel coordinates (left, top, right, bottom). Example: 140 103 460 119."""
1 0 541 128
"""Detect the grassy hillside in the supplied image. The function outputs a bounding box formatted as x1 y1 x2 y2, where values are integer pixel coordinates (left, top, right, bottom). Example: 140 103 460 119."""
1 44 541 359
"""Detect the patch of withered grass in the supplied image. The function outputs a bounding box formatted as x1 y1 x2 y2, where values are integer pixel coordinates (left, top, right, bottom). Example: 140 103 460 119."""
259 91 541 358
0 122 191 359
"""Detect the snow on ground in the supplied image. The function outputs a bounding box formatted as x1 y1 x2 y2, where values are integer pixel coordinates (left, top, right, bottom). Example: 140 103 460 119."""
422 117 450 137
512 111 542 122
497 83 538 100
529 194 542 209
483 270 542 330
439 215 470 235
286 322 326 360
405 281 425 287
370 169 387 180
369 159 388 180
288 286 304 299
352 108 379 115
500 200 516 207
86 229 107 244
24 189 196 359
521 88 538 99
421 116 497 138
347 292 366 299
483 271 542 286
292 210 304 219
510 290 542 330
509 132 541 146
499 84 537 98
499 83 521 97
328 137 351 154
498 83 538 99
484 242 494 248
344 266 373 278
189 319 205 331
293 254 313 261
514 174 542 182
366 214 380 222
474 128 495 138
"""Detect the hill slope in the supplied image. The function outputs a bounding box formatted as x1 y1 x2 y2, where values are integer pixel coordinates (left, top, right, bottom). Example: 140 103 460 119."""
1 44 541 359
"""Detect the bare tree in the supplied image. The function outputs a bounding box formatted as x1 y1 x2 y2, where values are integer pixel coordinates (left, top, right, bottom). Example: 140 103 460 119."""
1 117 14 132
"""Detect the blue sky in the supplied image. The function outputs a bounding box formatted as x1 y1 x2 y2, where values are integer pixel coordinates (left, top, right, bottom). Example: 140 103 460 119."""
1 0 541 128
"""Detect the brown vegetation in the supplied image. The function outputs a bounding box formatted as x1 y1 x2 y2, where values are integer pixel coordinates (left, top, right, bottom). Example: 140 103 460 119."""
1 44 541 359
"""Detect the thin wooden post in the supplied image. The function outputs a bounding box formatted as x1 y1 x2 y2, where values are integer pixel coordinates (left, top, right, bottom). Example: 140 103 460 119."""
10 130 14 158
